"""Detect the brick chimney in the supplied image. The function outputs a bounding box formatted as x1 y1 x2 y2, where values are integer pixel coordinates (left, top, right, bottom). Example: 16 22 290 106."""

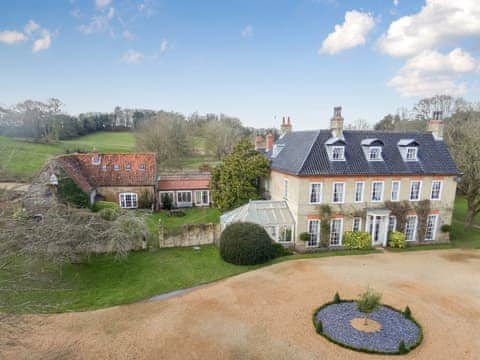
428 111 444 140
280 116 292 135
254 135 263 151
330 106 344 138
265 132 274 152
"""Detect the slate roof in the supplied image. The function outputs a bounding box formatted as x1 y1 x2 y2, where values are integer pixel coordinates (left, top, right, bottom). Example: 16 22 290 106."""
158 172 210 191
57 153 156 190
268 130 459 176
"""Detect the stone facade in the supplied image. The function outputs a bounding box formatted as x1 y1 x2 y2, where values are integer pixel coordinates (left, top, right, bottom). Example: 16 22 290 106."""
269 169 457 251
158 223 220 248
96 186 155 205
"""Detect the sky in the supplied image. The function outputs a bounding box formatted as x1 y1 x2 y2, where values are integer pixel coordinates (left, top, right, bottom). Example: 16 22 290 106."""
1 0 480 130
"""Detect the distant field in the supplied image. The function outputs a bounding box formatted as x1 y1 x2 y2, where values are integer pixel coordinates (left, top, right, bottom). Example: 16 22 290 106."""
0 132 218 182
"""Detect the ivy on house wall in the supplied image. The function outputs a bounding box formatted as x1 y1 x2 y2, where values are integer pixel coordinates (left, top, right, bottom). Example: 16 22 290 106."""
385 200 411 233
414 200 431 242
319 204 332 247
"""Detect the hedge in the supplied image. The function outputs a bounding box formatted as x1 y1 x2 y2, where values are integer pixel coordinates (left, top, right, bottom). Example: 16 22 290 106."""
343 231 372 249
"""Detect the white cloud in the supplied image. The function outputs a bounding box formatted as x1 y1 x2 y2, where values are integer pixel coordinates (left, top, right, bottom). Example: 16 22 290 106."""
388 48 478 97
79 7 115 35
319 10 375 55
0 30 27 44
378 0 480 57
160 39 168 53
122 29 136 40
393 0 399 6
0 20 52 52
32 29 51 53
24 20 40 35
121 49 144 64
241 25 253 38
95 0 112 9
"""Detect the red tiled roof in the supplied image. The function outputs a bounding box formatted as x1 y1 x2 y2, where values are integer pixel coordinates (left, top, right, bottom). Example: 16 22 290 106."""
57 153 156 189
158 172 210 191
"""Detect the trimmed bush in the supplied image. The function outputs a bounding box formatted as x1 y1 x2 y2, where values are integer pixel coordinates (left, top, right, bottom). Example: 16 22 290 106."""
388 231 406 248
404 306 412 319
333 292 341 304
398 341 408 354
219 222 274 265
440 224 452 233
316 320 323 334
92 201 118 212
343 231 371 249
99 207 121 221
161 193 173 210
271 243 292 258
299 232 310 242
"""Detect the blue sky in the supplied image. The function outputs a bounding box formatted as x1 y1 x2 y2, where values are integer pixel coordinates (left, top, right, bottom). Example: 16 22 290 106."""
1 0 479 130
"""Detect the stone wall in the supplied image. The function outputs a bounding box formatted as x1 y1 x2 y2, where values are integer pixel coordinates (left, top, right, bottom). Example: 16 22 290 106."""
158 223 221 248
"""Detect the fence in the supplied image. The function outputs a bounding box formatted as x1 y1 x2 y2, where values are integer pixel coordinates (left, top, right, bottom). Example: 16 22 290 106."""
158 223 221 248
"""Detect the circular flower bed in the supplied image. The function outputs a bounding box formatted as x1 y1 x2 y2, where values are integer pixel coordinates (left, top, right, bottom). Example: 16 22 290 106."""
313 301 423 355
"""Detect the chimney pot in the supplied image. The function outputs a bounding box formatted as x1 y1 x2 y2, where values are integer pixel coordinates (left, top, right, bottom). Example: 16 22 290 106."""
428 112 444 140
331 106 344 138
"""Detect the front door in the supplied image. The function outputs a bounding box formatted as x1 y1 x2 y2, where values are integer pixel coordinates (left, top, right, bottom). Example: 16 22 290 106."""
368 215 385 247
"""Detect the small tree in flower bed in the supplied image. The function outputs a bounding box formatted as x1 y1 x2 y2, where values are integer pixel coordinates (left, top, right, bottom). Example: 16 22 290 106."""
356 288 382 325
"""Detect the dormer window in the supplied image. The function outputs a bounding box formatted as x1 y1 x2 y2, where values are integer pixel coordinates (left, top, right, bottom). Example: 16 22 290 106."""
125 163 132 171
367 147 382 161
139 164 145 171
406 147 418 161
398 139 419 162
101 164 107 171
272 144 285 158
331 146 345 161
361 138 384 162
113 164 120 171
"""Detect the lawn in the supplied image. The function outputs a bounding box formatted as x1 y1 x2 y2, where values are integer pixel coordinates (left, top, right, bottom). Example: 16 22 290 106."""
147 207 221 234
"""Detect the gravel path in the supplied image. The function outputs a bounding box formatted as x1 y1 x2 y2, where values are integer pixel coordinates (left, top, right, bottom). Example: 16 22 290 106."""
1 249 479 360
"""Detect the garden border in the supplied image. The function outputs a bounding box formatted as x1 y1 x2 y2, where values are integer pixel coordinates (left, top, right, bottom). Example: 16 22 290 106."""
312 300 423 355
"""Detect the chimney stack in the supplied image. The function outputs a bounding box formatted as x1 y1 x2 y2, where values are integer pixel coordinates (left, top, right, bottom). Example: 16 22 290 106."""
254 135 263 151
280 116 293 135
428 111 444 140
330 106 344 138
265 132 274 152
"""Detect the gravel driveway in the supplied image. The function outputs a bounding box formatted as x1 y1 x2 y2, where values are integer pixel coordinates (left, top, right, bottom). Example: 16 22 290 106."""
1 249 479 360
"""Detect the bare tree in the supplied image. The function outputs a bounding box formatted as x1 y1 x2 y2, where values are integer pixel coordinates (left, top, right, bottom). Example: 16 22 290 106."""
204 116 246 159
345 118 371 130
444 109 480 228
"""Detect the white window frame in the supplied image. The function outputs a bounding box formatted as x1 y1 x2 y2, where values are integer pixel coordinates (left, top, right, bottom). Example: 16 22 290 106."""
370 181 384 202
405 215 418 242
388 216 397 233
329 218 343 246
430 180 443 201
332 182 345 204
265 225 278 242
119 192 138 209
307 219 320 248
309 183 323 204
176 191 193 205
409 180 422 201
352 217 362 232
406 147 418 161
331 146 345 161
354 181 364 203
279 225 293 243
391 180 401 202
283 179 289 200
425 214 438 241
367 146 383 161
194 190 209 206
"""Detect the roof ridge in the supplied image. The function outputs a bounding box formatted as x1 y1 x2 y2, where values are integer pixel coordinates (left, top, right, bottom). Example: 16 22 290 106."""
297 130 322 176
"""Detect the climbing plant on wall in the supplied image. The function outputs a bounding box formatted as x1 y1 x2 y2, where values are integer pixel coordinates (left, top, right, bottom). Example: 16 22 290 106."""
385 200 411 233
319 204 332 247
414 200 431 242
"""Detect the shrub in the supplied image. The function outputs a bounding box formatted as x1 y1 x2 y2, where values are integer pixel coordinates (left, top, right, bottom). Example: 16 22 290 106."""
388 231 406 248
138 190 153 209
315 320 323 334
169 209 186 217
404 306 412 319
356 288 382 325
440 224 452 233
299 232 310 241
398 341 408 354
57 177 90 208
271 243 292 258
161 193 173 210
343 231 371 249
333 292 341 304
92 201 118 212
99 207 121 221
219 222 274 265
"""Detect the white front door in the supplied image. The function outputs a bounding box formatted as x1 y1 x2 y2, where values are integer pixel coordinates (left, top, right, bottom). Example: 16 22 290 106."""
367 215 387 247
